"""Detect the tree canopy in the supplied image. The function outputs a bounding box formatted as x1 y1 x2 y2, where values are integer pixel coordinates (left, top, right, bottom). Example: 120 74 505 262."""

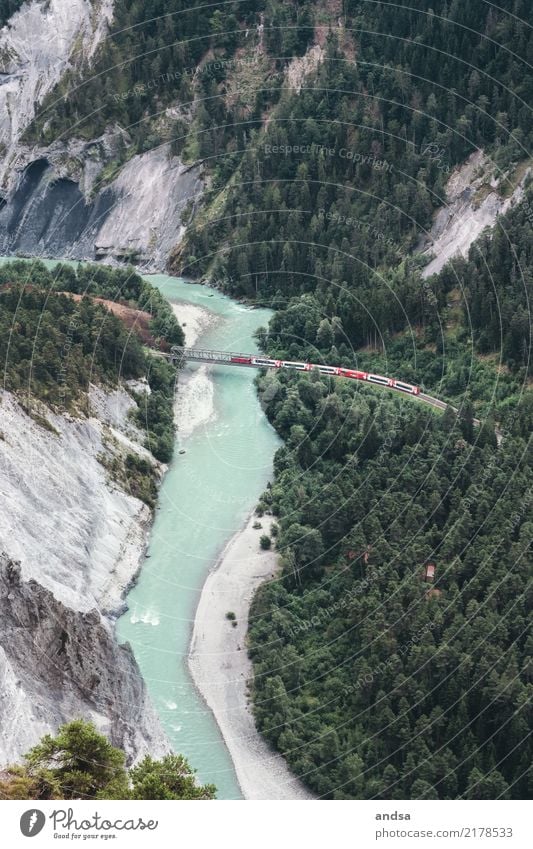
0 720 216 800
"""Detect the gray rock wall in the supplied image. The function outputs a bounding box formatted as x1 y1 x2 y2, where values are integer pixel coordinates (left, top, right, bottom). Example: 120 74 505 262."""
0 387 170 766
0 144 202 269
0 557 167 765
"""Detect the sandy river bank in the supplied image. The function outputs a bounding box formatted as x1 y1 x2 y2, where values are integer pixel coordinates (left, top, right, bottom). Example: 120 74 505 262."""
188 514 315 800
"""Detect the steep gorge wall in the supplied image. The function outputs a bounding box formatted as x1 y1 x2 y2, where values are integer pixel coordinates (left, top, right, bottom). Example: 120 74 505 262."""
0 0 198 770
0 557 164 766
0 0 113 172
0 141 203 268
419 151 531 278
0 385 169 765
0 1 203 269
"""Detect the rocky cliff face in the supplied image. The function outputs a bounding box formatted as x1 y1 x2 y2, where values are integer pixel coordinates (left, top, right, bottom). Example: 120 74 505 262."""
0 2 203 269
419 150 531 278
0 136 203 269
0 0 113 175
0 387 153 615
0 385 169 765
0 557 165 765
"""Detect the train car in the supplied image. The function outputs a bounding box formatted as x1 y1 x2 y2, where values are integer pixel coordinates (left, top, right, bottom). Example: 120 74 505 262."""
313 364 340 376
366 373 394 387
231 355 253 365
251 357 281 368
392 380 420 395
338 368 368 381
281 360 310 371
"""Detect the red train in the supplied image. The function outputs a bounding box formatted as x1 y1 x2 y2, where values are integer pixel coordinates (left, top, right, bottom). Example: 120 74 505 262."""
229 355 420 395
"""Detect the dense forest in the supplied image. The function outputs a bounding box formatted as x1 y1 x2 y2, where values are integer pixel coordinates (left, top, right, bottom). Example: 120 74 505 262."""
440 198 533 375
249 369 532 799
0 720 215 800
25 0 259 147
0 261 180 462
27 1 532 184
251 189 533 450
243 163 532 797
175 0 533 401
0 284 144 403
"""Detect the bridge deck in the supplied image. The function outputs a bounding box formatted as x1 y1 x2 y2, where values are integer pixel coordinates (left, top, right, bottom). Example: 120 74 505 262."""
167 347 261 364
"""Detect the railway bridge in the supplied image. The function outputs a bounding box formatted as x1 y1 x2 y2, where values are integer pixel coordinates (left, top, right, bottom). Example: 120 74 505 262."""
168 347 258 368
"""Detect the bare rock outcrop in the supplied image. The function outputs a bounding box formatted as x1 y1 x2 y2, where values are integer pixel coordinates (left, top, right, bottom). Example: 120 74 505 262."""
0 1 203 269
0 556 167 765
0 0 114 174
0 385 170 766
0 140 203 269
420 150 531 278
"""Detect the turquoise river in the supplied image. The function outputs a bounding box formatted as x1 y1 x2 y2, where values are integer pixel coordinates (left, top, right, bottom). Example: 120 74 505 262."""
116 275 280 800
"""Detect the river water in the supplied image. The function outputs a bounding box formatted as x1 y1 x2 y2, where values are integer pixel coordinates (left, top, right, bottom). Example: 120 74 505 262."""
116 275 280 799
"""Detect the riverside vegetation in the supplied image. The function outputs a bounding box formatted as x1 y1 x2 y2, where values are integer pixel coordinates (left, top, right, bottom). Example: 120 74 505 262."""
172 0 532 800
0 261 182 471
242 185 531 802
249 366 531 799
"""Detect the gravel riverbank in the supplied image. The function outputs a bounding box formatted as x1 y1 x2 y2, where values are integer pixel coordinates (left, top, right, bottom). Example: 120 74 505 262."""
188 514 315 800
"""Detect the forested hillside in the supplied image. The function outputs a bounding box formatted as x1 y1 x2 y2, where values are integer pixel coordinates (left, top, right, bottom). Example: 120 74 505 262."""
27 1 532 189
441 198 533 374
176 1 532 391
26 0 262 146
0 261 180 461
181 0 532 286
249 370 532 799
258 188 533 424
200 0 533 801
